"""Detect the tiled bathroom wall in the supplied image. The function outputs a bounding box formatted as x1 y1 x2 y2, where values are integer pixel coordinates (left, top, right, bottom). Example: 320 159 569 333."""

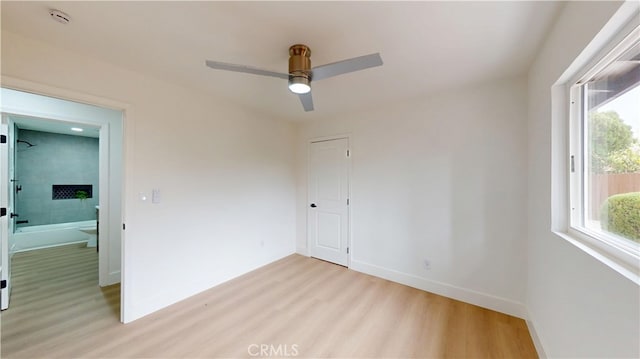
16 129 99 227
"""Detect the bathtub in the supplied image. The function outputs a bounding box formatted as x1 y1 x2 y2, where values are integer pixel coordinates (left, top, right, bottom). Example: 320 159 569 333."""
11 220 97 253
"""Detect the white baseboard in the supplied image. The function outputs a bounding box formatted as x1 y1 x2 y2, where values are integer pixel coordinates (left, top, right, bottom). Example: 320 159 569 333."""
101 270 121 287
526 316 547 358
350 259 528 319
125 251 295 323
295 247 309 256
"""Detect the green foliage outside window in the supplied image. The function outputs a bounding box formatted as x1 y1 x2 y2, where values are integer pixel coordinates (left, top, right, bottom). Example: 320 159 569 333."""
589 111 640 174
601 192 640 242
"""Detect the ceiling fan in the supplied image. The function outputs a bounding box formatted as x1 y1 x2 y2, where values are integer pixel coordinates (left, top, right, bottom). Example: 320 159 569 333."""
205 44 383 112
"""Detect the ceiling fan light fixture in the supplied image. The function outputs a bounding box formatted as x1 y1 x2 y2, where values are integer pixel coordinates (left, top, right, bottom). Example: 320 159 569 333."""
288 76 311 94
205 42 383 112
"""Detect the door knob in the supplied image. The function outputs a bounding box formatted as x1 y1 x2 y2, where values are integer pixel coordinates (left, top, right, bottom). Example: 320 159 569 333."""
310 203 317 208
10 213 19 218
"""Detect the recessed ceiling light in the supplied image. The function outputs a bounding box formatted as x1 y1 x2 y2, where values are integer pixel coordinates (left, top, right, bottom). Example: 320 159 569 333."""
71 127 83 132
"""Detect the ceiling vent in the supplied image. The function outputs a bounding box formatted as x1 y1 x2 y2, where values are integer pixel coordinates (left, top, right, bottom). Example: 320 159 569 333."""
49 9 71 24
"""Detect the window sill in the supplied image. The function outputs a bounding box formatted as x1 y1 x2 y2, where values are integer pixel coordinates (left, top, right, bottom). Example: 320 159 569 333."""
553 229 639 285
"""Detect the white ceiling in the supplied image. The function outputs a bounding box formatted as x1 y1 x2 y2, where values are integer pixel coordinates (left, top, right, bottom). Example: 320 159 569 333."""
1 1 562 121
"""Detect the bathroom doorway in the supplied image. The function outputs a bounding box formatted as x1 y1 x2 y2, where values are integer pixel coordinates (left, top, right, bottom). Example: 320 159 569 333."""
0 87 124 320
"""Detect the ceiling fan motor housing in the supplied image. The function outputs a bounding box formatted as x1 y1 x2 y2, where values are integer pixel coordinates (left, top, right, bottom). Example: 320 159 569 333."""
289 44 312 81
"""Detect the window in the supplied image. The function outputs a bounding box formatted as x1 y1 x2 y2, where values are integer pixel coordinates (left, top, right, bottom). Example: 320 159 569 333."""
569 25 640 271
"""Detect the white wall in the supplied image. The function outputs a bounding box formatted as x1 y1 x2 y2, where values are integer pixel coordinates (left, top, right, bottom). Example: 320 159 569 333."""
297 76 530 318
1 30 297 322
527 1 639 358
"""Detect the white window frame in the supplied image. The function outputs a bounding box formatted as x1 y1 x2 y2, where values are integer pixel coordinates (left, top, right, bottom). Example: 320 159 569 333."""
554 13 640 285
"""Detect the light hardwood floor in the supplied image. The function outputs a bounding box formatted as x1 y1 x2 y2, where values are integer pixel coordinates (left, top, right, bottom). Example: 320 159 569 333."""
1 244 537 358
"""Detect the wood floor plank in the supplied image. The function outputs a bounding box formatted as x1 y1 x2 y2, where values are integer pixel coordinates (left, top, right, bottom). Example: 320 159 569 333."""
1 244 538 358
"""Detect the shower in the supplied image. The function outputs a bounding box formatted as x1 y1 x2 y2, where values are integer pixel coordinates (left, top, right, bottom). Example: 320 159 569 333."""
12 127 100 251
16 139 36 147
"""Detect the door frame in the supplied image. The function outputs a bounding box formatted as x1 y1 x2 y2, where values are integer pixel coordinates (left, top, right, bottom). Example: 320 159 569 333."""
0 76 130 323
0 115 16 310
306 134 352 267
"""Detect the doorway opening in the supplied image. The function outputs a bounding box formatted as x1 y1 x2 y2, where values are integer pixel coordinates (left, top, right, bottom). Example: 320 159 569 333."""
0 87 124 325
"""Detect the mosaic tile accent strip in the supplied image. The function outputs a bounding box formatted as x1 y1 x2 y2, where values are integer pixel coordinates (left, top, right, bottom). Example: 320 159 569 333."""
52 185 93 200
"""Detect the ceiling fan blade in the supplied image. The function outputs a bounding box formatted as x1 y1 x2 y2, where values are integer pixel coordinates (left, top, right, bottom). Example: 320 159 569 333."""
298 92 314 112
205 60 289 80
311 53 383 81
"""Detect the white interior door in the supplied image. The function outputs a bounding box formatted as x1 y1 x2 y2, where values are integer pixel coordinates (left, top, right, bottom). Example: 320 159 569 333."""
1 115 15 310
308 138 350 266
